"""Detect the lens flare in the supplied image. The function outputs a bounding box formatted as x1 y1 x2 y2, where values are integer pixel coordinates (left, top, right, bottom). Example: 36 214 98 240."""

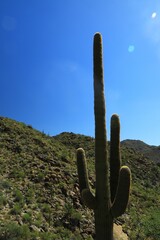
128 45 135 53
151 12 157 19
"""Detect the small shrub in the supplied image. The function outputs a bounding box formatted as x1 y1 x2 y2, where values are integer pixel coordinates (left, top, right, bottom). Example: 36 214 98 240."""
0 222 31 240
13 189 24 203
26 187 35 204
71 211 82 222
0 180 11 189
37 172 45 182
64 202 74 216
41 203 51 213
143 208 160 238
22 212 32 223
10 203 22 215
0 193 7 206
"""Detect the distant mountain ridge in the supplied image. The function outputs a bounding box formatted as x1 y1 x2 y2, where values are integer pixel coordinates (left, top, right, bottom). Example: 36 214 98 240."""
121 139 160 164
55 132 160 164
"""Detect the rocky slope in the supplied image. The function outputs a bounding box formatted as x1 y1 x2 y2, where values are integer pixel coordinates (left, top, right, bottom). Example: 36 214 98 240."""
0 117 159 239
121 139 160 164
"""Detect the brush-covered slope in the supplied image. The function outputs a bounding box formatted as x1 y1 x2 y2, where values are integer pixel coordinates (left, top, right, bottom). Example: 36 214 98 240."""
55 133 160 239
121 139 160 164
0 117 160 239
0 117 88 239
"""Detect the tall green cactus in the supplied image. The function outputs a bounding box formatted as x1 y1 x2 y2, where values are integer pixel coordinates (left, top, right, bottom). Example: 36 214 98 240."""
76 33 131 240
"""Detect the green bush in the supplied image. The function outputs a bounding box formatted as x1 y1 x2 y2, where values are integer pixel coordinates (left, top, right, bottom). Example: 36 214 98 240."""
0 222 30 240
143 208 160 238
22 212 32 223
13 189 24 203
10 203 22 215
71 211 82 222
0 180 11 189
0 193 7 207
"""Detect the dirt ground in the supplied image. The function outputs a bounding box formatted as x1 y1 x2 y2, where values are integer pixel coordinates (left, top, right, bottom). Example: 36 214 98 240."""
113 224 128 240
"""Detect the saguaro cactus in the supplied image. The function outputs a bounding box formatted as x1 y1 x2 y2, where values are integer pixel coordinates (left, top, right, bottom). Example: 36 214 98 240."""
76 33 131 240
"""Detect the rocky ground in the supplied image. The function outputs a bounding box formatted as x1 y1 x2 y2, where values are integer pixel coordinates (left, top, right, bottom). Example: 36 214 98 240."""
0 117 159 239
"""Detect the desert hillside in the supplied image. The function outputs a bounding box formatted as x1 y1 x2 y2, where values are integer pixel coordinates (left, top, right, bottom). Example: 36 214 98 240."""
0 117 159 239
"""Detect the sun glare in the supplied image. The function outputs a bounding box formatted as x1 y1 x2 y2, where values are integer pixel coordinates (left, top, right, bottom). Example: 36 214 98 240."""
151 12 157 19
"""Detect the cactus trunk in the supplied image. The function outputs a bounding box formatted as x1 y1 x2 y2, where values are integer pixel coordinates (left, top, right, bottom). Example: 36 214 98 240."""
94 33 113 239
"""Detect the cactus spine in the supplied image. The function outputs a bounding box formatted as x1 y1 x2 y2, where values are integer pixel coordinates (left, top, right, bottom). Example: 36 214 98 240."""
76 33 131 240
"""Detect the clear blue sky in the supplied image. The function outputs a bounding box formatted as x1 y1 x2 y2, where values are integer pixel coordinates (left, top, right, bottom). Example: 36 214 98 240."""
1 0 160 146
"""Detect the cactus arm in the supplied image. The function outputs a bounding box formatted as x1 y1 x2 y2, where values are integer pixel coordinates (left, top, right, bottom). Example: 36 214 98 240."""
110 114 131 217
76 148 96 209
111 166 131 218
110 114 121 203
76 148 90 192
